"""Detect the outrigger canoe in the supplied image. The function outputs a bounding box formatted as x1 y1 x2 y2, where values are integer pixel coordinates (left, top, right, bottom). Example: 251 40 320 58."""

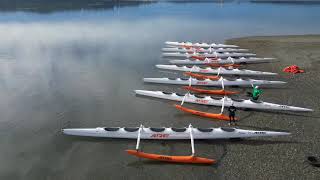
156 65 277 76
62 126 290 139
63 125 290 164
134 90 313 112
143 77 286 87
163 52 256 58
165 41 238 48
162 47 248 53
169 57 275 65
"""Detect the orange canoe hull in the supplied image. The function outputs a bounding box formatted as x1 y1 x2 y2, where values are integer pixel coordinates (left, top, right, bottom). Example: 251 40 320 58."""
175 105 238 121
182 86 239 95
183 72 220 80
126 150 216 164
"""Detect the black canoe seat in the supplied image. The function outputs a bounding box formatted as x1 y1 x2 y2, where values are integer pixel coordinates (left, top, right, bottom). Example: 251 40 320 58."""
171 128 186 132
162 91 173 95
211 96 223 100
150 127 165 132
175 93 185 97
104 127 119 131
250 99 263 103
124 127 139 132
180 78 189 81
195 94 205 99
197 128 213 132
231 98 245 102
168 77 177 80
221 127 235 132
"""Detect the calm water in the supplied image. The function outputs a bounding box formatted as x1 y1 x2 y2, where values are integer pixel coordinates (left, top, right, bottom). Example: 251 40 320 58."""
0 1 320 179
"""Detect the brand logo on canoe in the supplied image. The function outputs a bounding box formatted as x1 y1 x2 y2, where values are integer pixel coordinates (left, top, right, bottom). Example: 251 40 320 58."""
151 134 169 138
196 81 208 85
195 99 209 104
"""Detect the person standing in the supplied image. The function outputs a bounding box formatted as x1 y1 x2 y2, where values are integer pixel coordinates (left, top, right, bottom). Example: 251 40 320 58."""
228 104 237 126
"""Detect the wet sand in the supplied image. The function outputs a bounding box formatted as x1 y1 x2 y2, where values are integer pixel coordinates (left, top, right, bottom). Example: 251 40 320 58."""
59 35 319 179
0 34 319 179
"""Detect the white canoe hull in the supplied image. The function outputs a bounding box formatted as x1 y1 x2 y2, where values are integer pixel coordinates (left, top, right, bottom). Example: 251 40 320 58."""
63 127 290 139
135 90 313 112
169 57 275 65
165 41 238 48
163 52 256 58
143 77 286 87
156 65 277 76
162 47 248 53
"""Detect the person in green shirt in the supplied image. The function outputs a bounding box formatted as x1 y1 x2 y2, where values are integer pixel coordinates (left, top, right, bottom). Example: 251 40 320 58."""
252 86 262 101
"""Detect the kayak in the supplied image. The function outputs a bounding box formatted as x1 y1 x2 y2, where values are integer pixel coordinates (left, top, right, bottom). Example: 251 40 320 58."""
165 41 238 48
163 52 256 58
143 77 286 87
156 65 277 76
162 47 248 53
169 57 275 65
62 126 290 139
134 90 313 112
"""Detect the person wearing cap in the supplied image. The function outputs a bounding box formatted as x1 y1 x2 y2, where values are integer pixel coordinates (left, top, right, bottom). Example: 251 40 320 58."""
252 85 263 101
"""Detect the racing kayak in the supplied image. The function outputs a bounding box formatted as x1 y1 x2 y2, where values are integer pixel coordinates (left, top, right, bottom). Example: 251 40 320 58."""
134 90 313 112
143 77 286 87
165 41 238 48
163 52 256 58
162 47 248 53
62 126 290 139
169 57 275 65
156 65 277 76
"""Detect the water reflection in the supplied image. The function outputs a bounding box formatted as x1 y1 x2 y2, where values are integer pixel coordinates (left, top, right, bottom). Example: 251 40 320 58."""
0 1 319 179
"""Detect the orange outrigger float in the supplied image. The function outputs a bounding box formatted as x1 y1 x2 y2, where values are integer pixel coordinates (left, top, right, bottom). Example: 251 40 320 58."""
182 72 239 96
175 104 231 121
175 104 238 121
126 124 216 164
184 72 220 80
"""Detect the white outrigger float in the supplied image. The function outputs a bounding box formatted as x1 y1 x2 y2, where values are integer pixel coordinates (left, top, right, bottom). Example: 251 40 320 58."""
63 124 290 164
135 90 313 112
143 77 286 87
169 57 275 65
162 47 248 53
163 52 256 58
156 65 277 76
165 41 238 48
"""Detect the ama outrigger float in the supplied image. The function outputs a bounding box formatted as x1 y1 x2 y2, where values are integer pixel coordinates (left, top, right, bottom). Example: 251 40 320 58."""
134 90 313 112
156 65 277 76
169 57 275 65
165 41 239 48
63 124 290 164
